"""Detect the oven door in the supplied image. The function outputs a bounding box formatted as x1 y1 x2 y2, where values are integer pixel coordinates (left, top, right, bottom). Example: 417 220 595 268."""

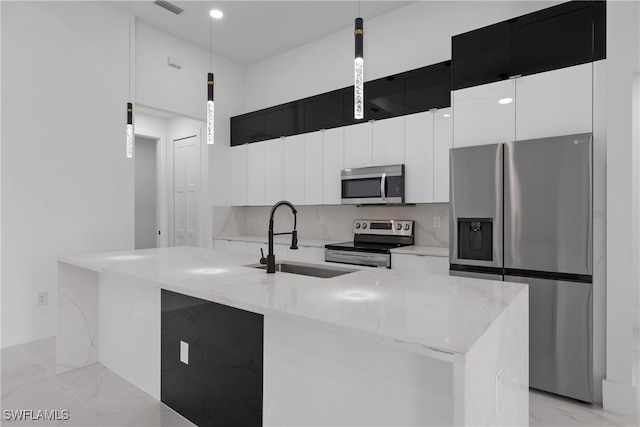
341 165 404 205
325 249 390 268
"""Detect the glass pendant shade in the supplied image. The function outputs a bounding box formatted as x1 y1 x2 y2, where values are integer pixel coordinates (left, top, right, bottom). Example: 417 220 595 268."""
207 72 214 145
126 103 133 158
354 17 364 120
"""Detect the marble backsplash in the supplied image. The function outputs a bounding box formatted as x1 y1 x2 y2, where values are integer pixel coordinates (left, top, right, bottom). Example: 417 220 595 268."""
213 204 449 247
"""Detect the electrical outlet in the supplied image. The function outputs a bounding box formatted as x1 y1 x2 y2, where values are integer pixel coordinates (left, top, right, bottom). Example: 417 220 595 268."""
433 216 441 228
180 341 189 365
38 291 48 306
320 215 325 225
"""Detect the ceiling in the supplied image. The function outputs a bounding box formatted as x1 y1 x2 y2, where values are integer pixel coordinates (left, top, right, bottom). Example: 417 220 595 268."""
109 1 413 66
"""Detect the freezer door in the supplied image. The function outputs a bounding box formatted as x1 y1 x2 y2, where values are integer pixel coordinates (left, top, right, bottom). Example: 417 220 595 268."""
449 143 503 269
504 134 592 275
505 275 593 402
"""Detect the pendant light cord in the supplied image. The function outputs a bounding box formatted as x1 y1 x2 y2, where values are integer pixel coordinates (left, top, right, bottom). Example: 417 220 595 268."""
209 19 212 71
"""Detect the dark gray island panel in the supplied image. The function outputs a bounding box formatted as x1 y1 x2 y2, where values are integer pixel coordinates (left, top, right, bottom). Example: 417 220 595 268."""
161 289 264 427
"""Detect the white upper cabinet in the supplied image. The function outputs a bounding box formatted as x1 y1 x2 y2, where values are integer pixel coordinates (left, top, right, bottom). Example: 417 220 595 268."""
515 63 593 140
231 144 248 206
453 78 516 147
304 131 324 205
434 107 453 203
247 141 265 206
283 135 305 205
404 112 434 203
323 127 344 205
264 138 284 205
372 116 405 165
343 121 373 168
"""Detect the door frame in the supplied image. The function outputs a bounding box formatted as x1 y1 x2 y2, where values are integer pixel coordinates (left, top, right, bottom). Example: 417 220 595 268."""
134 133 162 248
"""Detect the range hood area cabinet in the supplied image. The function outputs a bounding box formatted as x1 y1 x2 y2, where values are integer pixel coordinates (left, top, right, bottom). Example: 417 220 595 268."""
453 62 593 148
230 109 452 207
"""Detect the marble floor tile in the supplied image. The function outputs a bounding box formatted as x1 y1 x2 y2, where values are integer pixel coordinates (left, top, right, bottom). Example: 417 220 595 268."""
3 337 640 426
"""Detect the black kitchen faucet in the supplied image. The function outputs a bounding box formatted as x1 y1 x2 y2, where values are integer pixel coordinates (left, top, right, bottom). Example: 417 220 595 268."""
259 200 298 273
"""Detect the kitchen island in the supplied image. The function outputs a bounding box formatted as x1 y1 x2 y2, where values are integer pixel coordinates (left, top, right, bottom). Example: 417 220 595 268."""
57 246 528 426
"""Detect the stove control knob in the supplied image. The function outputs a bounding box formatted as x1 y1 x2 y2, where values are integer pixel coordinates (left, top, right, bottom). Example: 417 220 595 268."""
396 223 402 230
362 223 368 229
404 224 410 231
355 222 361 229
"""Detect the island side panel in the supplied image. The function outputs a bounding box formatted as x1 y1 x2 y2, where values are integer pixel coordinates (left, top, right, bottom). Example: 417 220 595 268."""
98 272 161 400
461 287 529 425
57 262 99 374
263 316 454 426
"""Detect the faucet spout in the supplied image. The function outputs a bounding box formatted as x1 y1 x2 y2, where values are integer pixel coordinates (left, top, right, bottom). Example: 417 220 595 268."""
267 200 298 273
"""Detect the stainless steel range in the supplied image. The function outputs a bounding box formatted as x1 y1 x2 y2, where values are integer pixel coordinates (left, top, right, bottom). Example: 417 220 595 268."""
324 219 414 268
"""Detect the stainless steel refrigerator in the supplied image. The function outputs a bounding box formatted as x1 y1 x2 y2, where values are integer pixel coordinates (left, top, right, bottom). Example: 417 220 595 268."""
449 133 593 403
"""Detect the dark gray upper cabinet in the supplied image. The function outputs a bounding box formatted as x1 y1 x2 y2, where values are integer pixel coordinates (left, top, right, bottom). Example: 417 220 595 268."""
230 61 451 146
452 1 606 90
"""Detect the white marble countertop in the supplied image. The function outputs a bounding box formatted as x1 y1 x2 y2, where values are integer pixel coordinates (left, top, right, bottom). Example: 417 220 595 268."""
214 235 341 248
58 246 526 362
215 235 450 257
390 245 449 257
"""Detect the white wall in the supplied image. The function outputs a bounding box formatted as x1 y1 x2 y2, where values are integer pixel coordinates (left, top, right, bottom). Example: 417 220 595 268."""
602 0 639 416
244 1 559 111
134 137 158 250
1 1 133 347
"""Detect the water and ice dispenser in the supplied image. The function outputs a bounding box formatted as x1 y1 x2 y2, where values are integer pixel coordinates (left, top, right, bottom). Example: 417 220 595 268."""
457 218 493 261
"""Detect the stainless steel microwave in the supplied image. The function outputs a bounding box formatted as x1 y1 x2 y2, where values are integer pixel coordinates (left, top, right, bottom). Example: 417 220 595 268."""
341 164 405 205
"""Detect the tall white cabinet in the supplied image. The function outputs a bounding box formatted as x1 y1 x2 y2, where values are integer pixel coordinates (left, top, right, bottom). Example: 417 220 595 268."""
264 138 284 205
304 131 324 205
231 144 248 206
323 128 344 205
283 135 305 205
405 108 452 204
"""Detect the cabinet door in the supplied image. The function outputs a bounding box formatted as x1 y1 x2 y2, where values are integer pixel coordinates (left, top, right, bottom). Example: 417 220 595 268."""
391 253 449 275
323 127 344 205
512 2 595 77
246 241 288 260
283 135 305 205
453 79 515 147
372 116 405 165
515 63 592 141
231 145 248 206
452 21 512 90
304 131 324 205
343 121 373 168
214 239 248 254
433 107 453 203
404 112 434 203
161 290 263 426
247 142 265 206
264 138 284 205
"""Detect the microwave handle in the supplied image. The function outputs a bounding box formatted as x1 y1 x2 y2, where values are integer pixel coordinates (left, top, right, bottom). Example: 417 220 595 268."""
380 173 387 200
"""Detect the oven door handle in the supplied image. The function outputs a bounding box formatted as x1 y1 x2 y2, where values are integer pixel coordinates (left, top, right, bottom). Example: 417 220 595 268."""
380 173 387 200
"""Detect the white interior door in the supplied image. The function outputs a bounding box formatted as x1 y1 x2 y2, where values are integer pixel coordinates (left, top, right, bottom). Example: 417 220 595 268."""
174 134 200 247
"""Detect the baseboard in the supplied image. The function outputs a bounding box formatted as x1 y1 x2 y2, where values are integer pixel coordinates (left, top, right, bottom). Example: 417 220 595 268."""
602 379 638 416
1 317 56 349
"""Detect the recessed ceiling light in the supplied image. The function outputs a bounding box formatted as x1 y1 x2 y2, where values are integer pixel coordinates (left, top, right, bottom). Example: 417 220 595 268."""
498 97 513 105
443 113 451 118
210 9 223 19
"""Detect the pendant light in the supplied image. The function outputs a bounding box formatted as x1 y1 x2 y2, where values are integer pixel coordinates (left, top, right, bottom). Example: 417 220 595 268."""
126 15 134 157
354 4 364 120
207 10 223 145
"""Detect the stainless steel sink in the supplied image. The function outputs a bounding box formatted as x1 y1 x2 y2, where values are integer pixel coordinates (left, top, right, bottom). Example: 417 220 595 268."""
245 261 357 278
